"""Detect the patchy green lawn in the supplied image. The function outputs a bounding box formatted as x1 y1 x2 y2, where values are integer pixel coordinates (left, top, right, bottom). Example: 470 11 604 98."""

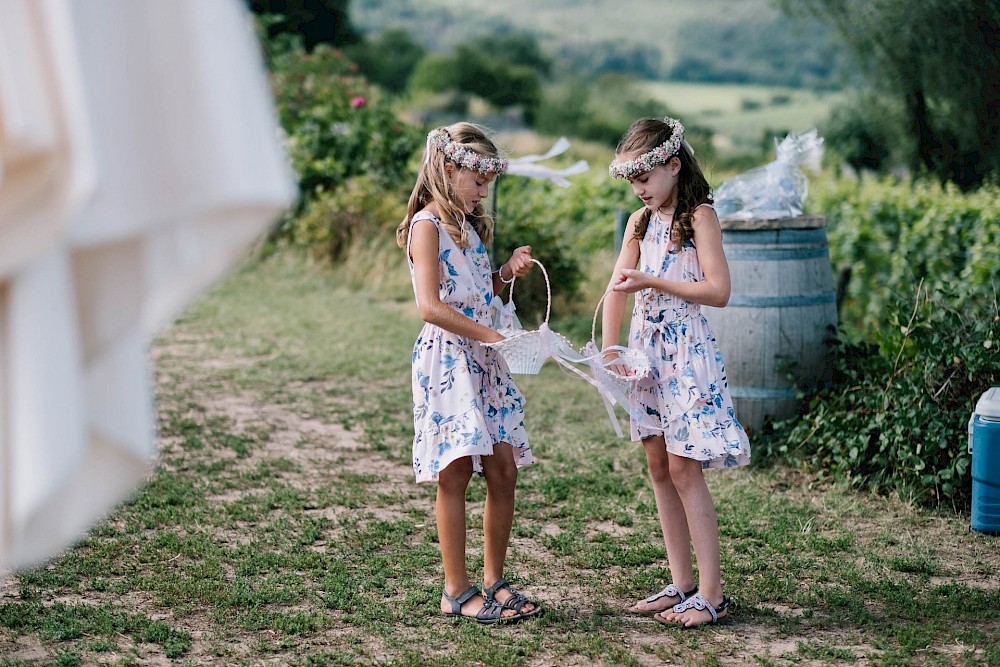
1 254 997 666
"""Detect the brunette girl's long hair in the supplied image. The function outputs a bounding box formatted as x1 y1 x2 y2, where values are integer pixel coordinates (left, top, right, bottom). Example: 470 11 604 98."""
396 122 501 250
615 118 712 248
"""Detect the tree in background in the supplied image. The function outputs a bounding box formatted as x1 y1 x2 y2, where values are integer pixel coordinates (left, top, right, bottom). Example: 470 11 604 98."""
407 36 545 122
778 0 1000 189
249 0 359 51
669 13 850 88
345 28 426 92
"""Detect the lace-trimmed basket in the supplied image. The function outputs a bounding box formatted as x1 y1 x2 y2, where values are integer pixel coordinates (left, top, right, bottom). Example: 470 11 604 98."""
583 291 651 398
486 258 558 374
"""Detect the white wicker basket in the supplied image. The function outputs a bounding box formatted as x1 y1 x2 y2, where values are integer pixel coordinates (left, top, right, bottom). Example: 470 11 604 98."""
584 291 651 398
486 259 552 374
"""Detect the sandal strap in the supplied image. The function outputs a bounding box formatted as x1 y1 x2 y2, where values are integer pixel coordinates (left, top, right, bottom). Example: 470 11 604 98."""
483 577 511 599
671 592 729 624
476 597 505 622
485 577 537 614
443 585 482 615
645 583 697 604
498 588 531 613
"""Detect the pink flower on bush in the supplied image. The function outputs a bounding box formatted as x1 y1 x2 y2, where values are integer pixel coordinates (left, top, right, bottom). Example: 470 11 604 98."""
350 96 366 108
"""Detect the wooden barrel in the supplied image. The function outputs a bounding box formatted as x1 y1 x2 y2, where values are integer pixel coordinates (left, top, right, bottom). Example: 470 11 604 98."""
702 215 838 433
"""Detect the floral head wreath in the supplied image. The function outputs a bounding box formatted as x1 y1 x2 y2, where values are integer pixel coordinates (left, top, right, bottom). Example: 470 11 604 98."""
426 128 509 175
608 117 688 180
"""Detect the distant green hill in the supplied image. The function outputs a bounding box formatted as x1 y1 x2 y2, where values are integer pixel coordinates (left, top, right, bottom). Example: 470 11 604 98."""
351 0 853 88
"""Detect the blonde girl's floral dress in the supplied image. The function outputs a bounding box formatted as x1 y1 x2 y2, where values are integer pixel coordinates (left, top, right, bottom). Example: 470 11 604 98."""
406 211 533 483
629 204 750 469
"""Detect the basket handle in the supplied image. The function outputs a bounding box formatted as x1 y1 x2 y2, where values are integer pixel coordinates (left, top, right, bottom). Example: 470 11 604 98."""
507 258 552 324
591 290 612 345
592 286 650 348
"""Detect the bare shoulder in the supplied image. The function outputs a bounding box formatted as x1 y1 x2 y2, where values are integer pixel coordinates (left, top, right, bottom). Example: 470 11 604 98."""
692 203 721 227
408 213 440 253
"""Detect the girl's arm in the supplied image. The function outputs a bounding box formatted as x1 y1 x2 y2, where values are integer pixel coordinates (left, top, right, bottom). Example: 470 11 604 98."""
410 218 505 343
612 206 732 308
602 211 642 349
492 245 533 294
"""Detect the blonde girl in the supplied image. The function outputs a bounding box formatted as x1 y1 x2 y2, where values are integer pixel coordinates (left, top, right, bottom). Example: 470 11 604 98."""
396 122 541 624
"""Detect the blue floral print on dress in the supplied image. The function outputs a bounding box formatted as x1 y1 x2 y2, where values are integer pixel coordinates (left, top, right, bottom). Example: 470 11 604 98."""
406 212 534 483
627 207 750 469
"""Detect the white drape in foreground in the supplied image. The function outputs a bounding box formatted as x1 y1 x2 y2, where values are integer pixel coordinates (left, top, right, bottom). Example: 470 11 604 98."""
0 0 296 570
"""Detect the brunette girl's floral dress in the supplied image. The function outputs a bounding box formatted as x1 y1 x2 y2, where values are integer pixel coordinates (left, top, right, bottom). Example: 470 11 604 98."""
406 211 533 483
628 205 750 469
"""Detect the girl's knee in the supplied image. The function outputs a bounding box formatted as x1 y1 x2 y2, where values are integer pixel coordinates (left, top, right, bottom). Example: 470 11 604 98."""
483 448 518 493
668 459 705 492
437 459 473 493
644 443 672 485
646 456 672 485
486 458 518 490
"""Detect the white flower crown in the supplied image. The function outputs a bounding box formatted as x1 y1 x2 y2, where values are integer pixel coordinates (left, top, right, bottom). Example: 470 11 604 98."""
608 117 686 180
427 128 509 175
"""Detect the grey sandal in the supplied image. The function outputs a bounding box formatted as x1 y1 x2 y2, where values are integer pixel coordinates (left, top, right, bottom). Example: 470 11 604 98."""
442 585 508 624
484 577 541 619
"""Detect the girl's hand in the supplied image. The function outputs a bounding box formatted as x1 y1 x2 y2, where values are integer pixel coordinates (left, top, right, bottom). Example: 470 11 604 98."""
611 269 649 294
486 330 506 344
503 246 533 279
601 348 631 377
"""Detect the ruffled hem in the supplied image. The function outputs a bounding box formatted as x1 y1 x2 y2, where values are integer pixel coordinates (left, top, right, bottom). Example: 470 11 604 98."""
413 405 533 484
633 417 750 469
411 336 534 483
628 345 750 469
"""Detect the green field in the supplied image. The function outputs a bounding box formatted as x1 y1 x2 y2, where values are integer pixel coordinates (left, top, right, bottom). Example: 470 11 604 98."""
353 0 771 53
643 81 846 155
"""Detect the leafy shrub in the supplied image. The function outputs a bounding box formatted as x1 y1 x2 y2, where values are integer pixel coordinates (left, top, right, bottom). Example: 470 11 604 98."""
813 176 1000 339
267 46 423 228
289 174 406 263
759 282 999 505
408 45 543 121
821 92 901 173
493 204 584 324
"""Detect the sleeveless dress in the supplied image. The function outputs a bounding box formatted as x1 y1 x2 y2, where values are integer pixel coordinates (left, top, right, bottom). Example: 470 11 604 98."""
628 206 751 469
407 211 533 483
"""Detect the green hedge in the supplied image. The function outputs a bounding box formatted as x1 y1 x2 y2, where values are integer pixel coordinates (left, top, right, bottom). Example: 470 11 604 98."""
267 45 423 236
813 176 1000 340
761 283 998 505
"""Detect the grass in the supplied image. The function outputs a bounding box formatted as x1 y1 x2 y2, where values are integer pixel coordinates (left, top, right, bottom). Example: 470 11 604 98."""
1 252 998 666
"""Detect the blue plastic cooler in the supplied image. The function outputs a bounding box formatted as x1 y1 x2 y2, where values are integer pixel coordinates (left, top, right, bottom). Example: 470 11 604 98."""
969 387 1000 534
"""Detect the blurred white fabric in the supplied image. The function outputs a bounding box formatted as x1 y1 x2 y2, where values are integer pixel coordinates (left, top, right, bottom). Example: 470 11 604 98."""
506 137 588 186
0 0 296 569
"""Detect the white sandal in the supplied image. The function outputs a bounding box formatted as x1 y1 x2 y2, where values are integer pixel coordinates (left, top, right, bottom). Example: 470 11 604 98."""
628 583 697 615
655 592 730 627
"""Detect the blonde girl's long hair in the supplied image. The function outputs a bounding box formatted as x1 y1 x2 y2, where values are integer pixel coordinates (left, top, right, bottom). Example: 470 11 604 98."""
396 122 501 250
615 118 712 248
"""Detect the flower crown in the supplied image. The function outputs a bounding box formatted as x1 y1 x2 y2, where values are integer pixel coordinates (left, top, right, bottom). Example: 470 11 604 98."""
608 117 686 180
427 128 509 175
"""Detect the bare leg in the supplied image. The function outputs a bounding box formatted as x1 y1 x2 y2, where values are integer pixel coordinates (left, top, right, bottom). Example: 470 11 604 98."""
436 457 490 617
658 452 727 627
632 435 696 613
481 443 530 618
